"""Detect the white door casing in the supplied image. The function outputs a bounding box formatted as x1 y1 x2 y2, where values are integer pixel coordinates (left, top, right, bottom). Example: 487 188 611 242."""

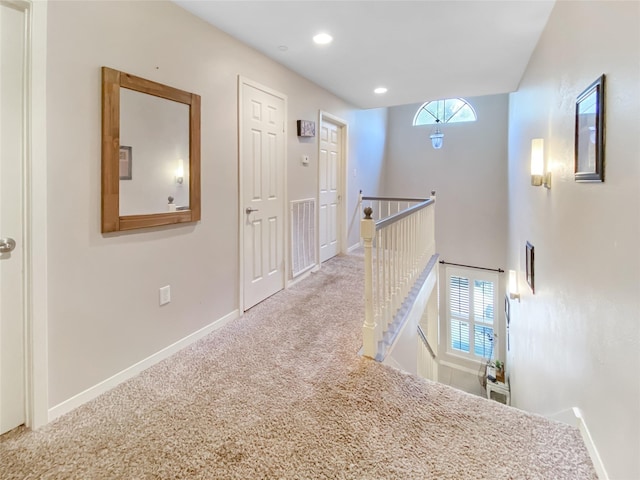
318 113 346 263
239 78 287 311
0 1 26 434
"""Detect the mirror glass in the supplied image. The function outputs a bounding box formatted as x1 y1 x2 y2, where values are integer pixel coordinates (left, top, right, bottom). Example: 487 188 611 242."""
574 74 604 183
101 67 201 233
119 89 190 215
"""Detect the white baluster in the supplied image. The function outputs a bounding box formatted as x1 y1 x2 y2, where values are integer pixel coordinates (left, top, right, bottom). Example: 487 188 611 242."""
393 222 400 317
361 207 377 358
362 194 437 361
376 228 381 337
380 228 391 330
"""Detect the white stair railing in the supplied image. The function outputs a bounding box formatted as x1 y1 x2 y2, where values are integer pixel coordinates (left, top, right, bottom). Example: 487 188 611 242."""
361 192 436 360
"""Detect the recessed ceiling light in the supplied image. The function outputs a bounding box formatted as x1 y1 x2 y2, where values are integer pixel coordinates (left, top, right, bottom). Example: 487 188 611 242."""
313 33 333 45
374 87 388 94
278 45 288 52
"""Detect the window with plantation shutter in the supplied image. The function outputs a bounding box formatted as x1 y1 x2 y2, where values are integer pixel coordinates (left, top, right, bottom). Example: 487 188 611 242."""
446 267 498 361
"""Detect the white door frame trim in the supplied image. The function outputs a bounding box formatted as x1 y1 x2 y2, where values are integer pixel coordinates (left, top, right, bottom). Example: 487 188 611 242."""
317 111 348 264
237 76 288 313
2 0 49 429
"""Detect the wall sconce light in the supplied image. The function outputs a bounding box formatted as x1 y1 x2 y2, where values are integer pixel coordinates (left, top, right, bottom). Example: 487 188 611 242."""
175 159 184 184
530 138 551 188
508 269 520 302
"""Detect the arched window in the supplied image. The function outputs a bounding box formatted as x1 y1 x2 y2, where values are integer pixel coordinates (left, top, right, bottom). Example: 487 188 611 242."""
413 98 477 126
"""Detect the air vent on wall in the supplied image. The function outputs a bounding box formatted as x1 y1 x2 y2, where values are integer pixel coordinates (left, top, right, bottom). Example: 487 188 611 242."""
290 198 316 278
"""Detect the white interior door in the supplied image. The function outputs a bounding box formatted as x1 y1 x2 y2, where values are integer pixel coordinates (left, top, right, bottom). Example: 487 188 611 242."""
240 80 286 311
0 1 26 435
319 118 341 263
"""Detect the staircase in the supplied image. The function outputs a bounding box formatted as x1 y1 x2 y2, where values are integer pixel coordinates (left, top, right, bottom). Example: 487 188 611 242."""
360 192 439 380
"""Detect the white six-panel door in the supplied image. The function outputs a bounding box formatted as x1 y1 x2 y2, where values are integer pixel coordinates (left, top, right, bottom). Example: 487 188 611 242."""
0 1 26 435
319 119 341 263
240 80 286 311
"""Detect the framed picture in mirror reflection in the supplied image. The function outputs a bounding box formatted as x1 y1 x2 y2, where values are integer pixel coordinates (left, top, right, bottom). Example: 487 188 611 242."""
119 145 132 180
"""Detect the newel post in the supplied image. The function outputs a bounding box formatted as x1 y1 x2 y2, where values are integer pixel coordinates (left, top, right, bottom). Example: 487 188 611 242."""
361 206 377 359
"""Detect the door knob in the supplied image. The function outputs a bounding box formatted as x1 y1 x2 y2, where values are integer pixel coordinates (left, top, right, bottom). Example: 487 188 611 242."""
0 238 16 253
245 207 259 214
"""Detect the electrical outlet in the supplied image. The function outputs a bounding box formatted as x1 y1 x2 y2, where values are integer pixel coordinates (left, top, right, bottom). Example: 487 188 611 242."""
159 285 171 306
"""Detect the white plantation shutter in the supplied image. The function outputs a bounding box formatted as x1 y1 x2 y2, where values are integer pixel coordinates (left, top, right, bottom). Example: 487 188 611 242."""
449 276 470 353
450 276 469 317
473 280 494 323
473 280 494 358
446 267 498 361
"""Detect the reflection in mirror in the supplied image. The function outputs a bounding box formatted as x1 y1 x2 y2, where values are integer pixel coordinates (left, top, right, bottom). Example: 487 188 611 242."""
119 89 190 215
574 74 604 183
101 67 201 232
576 89 597 172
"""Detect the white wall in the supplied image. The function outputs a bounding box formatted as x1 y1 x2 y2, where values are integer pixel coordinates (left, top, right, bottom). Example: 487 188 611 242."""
346 108 388 249
382 95 508 269
46 1 386 407
382 95 509 375
507 2 640 478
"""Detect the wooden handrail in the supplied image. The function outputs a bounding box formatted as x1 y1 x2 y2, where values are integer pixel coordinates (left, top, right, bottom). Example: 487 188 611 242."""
370 198 434 230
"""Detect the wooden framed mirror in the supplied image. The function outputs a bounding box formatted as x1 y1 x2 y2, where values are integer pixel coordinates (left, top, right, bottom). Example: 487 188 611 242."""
101 67 201 232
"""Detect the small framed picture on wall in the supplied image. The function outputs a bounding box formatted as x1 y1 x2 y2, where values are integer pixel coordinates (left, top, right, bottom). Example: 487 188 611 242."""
526 241 535 294
297 120 315 137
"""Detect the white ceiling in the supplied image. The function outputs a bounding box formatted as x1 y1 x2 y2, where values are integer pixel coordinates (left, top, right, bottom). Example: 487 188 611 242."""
173 0 555 109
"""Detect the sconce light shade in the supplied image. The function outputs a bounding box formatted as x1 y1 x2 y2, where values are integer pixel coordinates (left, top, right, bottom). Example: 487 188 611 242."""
530 138 544 188
430 126 444 149
175 159 185 184
530 138 551 188
508 269 520 301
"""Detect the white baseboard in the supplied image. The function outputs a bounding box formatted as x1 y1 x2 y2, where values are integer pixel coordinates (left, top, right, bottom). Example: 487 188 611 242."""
545 407 578 425
545 407 608 480
573 408 609 480
347 242 362 253
48 310 239 422
288 268 315 287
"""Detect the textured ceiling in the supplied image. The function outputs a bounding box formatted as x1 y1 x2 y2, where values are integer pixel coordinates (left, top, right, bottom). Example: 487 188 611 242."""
173 0 555 109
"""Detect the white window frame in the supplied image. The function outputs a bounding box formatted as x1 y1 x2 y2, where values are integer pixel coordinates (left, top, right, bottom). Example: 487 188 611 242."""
412 98 477 126
445 266 499 363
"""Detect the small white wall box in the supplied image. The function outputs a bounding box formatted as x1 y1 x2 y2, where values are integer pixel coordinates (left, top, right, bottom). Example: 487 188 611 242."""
486 381 511 405
297 120 315 137
159 285 171 306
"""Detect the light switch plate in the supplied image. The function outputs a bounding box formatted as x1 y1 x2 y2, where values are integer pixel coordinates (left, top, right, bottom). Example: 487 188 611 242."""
302 155 310 166
159 285 171 306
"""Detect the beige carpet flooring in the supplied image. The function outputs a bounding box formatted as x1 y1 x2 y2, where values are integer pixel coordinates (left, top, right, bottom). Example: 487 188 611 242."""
1 254 596 479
